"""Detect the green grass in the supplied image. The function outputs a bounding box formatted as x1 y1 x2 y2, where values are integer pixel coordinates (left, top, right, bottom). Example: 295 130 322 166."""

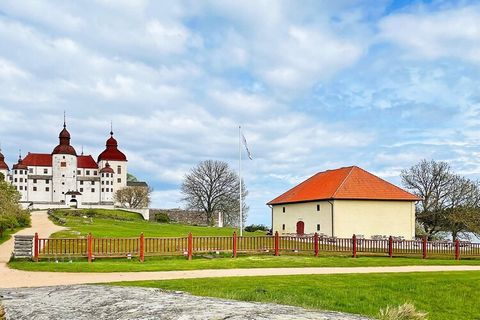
50 209 263 238
0 226 28 245
113 271 480 320
9 254 480 273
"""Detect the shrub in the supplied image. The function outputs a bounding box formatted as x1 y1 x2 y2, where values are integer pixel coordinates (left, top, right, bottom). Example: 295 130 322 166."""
378 303 428 320
244 224 269 232
155 212 171 223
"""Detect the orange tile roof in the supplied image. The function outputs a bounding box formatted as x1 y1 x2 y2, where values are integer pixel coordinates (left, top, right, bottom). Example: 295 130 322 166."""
267 166 420 205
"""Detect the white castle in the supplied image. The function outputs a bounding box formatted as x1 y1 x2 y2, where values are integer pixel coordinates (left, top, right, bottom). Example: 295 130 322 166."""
0 120 130 210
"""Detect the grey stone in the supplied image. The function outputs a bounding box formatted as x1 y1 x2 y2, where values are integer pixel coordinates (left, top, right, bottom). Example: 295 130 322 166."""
0 285 371 320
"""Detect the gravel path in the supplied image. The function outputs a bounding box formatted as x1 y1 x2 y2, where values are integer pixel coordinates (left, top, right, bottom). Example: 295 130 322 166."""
0 285 371 320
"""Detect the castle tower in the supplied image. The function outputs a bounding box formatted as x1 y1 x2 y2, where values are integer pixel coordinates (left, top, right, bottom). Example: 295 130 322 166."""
100 161 115 203
0 146 9 181
98 128 127 195
51 119 78 203
12 154 27 201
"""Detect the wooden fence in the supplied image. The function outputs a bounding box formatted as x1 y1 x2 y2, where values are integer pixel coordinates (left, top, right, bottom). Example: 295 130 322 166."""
32 232 480 262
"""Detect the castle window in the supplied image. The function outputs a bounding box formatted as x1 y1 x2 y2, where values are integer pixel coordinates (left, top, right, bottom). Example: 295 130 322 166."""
77 170 81 175
46 179 50 184
282 207 286 213
62 174 65 178
20 178 23 182
80 181 83 185
62 156 65 159
80 188 83 192
282 224 285 230
101 173 104 177
44 169 48 174
117 166 121 174
33 187 37 191
14 170 17 174
61 162 66 167
102 188 104 192
94 171 97 175
86 170 90 175
29 168 33 173
317 204 320 211
14 178 17 182
91 188 95 192
19 186 23 190
102 181 104 185
33 179 37 184
91 181 95 185
117 178 121 183
317 224 321 231
45 187 49 192
62 182 65 185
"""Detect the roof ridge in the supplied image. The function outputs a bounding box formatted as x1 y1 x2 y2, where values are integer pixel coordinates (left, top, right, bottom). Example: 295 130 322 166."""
331 166 355 198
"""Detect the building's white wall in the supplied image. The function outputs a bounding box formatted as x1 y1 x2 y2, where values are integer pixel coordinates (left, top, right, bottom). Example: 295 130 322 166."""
272 201 333 235
76 179 100 203
100 172 114 203
11 168 28 201
99 160 127 192
333 200 416 239
27 177 52 202
52 154 77 203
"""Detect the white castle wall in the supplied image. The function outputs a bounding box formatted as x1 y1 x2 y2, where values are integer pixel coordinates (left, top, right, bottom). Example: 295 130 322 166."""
52 154 77 203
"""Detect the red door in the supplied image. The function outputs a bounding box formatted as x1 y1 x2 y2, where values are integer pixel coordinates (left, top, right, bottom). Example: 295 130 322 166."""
296 221 305 235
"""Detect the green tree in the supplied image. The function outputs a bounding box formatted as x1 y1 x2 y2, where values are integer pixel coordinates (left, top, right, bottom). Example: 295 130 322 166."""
0 179 31 237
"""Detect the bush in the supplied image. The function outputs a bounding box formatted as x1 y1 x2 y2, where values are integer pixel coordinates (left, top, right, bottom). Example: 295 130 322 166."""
155 212 171 223
378 303 428 320
244 224 269 232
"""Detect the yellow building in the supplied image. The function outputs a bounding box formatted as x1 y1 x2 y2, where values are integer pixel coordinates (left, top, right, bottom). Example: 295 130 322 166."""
267 166 420 239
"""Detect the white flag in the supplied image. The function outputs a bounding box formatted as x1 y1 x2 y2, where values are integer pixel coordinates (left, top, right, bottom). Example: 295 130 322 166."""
242 133 253 160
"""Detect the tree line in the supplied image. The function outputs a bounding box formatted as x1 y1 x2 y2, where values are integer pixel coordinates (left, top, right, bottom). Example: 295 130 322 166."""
402 159 480 240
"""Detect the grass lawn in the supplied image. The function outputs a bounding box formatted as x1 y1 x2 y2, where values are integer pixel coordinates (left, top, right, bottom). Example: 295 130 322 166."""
50 209 263 238
9 254 480 273
0 226 28 245
112 271 480 320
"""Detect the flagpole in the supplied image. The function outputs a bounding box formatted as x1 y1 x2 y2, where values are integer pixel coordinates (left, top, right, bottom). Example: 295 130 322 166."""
239 125 243 236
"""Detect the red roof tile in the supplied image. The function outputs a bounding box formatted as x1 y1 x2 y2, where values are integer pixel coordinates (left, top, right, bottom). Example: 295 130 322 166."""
22 153 52 167
77 155 98 169
267 166 420 205
0 151 8 170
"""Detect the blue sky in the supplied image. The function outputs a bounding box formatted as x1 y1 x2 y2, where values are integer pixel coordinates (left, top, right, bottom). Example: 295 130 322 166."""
1 0 480 225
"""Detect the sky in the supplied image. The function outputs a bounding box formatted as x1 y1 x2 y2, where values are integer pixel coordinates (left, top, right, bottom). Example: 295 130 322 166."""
1 0 480 225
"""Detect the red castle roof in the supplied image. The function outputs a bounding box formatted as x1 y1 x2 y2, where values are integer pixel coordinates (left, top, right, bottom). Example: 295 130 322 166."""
23 153 52 167
98 132 127 162
267 166 420 205
77 155 98 169
100 162 114 173
0 150 8 170
52 123 77 156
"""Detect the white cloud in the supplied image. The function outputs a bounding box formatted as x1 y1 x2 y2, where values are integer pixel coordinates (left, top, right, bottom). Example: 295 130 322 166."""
379 6 480 63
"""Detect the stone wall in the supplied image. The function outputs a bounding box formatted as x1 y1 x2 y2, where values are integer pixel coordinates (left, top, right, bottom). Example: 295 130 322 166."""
149 208 220 227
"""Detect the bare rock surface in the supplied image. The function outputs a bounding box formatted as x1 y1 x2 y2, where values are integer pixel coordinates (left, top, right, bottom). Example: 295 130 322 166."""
0 285 370 320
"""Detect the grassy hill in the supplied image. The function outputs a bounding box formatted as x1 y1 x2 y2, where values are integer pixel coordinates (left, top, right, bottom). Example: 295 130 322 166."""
49 209 264 238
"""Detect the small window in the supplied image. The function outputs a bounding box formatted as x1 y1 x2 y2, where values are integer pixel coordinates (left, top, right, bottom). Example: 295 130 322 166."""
91 181 95 185
317 224 320 231
44 168 48 174
86 170 90 175
14 178 17 182
62 156 65 159
77 170 81 175
33 187 37 191
91 188 95 192
101 173 104 177
94 171 97 175
282 224 285 230
317 204 320 211
14 170 17 174
20 178 23 182
61 162 66 167
19 186 23 190
102 181 104 185
33 179 37 184
45 187 49 191
80 181 84 185
62 182 65 185
102 188 104 192
62 192 64 194
117 178 121 183
29 168 33 173
282 207 285 213
46 179 50 184
117 166 121 174
62 174 65 178
80 188 83 192
71 195 76 199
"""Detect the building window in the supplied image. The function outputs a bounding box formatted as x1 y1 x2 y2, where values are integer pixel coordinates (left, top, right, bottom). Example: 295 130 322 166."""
62 182 65 185
33 187 37 191
14 178 17 182
19 186 23 190
62 156 65 159
20 178 23 182
62 192 64 194
46 187 49 192
102 188 104 192
91 188 95 192
44 169 48 174
117 178 121 183
101 173 104 177
77 170 81 175
61 162 66 167
71 195 76 199
282 207 285 213
94 171 97 175
86 170 90 175
80 181 84 185
80 188 83 192
33 179 37 184
317 224 320 231
46 179 50 184
29 168 33 173
102 181 104 185
282 224 285 230
91 181 95 185
317 204 320 211
14 170 17 174
117 166 121 174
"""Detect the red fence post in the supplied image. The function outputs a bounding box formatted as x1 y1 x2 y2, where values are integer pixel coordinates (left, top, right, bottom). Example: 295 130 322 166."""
388 236 393 258
139 233 145 262
187 232 193 260
352 234 357 258
274 231 279 256
232 232 237 258
34 232 39 262
455 239 460 260
314 233 319 257
422 236 427 259
87 233 93 263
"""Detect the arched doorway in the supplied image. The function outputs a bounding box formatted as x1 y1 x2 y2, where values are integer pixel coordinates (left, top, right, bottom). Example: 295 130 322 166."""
296 221 305 235
69 199 78 208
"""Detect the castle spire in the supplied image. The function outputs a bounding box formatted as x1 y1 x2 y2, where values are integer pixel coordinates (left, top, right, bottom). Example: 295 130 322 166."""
63 111 66 129
110 120 113 136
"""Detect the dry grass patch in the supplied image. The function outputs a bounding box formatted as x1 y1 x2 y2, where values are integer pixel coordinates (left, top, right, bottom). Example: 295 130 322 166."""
378 303 428 320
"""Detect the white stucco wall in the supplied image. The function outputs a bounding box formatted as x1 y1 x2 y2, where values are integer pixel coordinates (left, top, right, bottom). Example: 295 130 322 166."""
52 154 77 203
272 201 333 235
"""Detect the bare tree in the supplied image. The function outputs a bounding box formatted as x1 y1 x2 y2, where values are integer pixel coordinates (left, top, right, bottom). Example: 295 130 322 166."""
181 160 248 226
114 186 152 208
